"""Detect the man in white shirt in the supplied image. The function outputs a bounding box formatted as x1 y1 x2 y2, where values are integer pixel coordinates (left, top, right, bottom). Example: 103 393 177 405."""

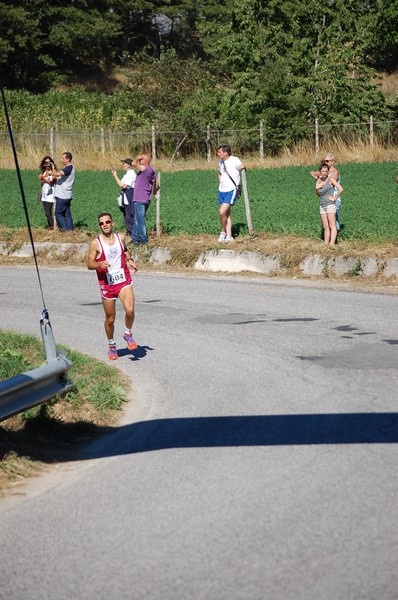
217 144 245 242
111 158 136 237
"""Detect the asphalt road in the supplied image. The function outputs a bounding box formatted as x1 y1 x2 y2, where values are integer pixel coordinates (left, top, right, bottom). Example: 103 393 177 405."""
0 267 397 600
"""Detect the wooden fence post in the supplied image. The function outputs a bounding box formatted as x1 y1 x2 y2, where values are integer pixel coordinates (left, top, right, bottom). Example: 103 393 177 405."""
152 124 156 161
259 121 264 160
206 124 211 163
241 169 253 235
50 128 54 158
370 115 374 148
100 128 105 157
315 118 319 156
49 128 58 228
55 119 58 159
156 171 161 238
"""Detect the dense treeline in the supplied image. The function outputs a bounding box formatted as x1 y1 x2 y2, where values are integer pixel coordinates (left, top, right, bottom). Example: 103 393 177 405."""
1 0 398 152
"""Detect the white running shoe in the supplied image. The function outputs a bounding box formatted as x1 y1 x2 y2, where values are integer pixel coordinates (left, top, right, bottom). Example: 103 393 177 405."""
224 236 233 242
218 232 227 242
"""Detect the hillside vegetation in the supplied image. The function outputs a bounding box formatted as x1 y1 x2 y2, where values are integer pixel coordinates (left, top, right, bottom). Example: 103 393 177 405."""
1 1 398 156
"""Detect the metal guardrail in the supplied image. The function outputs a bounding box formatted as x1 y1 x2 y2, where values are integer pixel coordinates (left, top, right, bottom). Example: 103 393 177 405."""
0 312 73 422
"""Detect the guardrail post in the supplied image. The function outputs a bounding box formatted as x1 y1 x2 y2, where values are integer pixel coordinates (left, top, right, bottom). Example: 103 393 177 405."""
40 309 57 361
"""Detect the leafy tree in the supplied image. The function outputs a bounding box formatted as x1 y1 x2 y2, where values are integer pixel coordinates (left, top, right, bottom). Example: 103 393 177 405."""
123 48 218 128
108 0 156 59
301 0 387 121
196 0 389 145
0 1 46 89
0 0 122 90
372 0 398 69
109 0 204 62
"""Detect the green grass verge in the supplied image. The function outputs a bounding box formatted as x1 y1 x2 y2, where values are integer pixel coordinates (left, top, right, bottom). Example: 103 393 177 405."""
0 330 129 493
2 162 398 242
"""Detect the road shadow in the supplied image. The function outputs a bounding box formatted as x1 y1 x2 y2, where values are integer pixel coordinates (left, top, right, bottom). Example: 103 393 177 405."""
3 412 397 465
117 345 154 361
78 412 398 460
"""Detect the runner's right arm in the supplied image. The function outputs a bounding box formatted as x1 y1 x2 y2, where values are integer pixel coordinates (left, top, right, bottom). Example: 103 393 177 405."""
87 239 109 271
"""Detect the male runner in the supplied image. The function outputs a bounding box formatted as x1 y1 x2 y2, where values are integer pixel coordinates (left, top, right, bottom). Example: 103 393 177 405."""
87 212 138 360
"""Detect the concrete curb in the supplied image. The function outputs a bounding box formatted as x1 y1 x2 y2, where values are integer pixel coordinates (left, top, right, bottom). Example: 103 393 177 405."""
149 246 398 279
1 242 398 280
0 242 89 258
194 250 281 274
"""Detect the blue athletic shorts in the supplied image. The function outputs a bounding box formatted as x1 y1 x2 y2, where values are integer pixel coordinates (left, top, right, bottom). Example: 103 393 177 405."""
218 190 237 206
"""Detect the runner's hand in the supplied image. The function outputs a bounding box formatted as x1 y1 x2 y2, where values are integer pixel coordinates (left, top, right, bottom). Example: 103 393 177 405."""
97 260 110 270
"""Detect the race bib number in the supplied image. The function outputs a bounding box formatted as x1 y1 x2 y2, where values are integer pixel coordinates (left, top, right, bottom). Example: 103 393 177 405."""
106 268 126 286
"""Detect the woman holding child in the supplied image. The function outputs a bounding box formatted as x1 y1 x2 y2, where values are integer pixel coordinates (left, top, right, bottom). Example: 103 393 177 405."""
38 155 57 230
315 162 344 245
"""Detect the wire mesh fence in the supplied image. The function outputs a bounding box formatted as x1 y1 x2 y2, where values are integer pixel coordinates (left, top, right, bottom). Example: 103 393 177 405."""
1 118 398 167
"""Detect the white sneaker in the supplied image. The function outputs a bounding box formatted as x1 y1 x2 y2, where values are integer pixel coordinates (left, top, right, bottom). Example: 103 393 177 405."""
218 232 227 242
224 236 233 242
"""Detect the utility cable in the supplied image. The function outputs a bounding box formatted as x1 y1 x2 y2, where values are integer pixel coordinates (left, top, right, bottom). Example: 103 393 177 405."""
0 79 48 313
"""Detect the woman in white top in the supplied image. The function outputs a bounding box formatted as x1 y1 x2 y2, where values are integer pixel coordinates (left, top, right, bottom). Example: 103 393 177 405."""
38 155 57 229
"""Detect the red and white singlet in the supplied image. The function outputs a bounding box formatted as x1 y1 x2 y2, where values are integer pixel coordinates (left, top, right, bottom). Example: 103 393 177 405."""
95 233 132 300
